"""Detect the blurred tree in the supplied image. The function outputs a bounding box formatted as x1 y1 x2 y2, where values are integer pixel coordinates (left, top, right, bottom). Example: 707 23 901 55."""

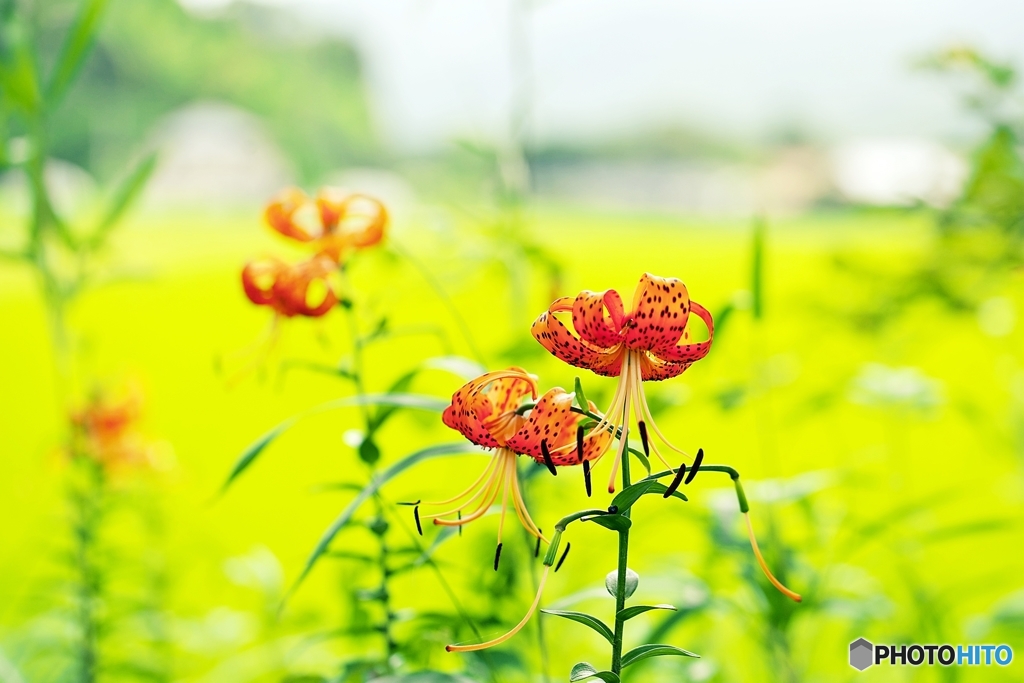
18 0 377 183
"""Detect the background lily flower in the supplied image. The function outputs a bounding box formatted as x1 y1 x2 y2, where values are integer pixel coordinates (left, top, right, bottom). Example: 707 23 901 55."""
532 273 714 491
70 388 155 471
423 368 610 565
264 186 387 262
241 254 339 318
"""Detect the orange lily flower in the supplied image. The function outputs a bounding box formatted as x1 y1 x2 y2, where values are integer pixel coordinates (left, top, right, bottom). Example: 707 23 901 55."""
241 254 339 318
424 367 611 565
264 187 387 262
532 272 714 491
70 389 152 470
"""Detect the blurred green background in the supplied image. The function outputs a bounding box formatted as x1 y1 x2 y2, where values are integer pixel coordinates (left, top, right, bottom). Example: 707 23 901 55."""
2 1 1024 682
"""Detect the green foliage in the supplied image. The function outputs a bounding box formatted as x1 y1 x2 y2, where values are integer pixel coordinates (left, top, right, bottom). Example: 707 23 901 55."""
568 662 619 683
619 644 699 668
540 610 614 644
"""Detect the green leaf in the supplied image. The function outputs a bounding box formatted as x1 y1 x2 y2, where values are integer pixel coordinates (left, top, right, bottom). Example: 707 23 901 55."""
627 446 652 476
587 514 632 532
569 662 619 683
221 393 447 493
616 604 676 621
642 481 688 502
221 416 299 493
610 479 660 512
621 644 700 668
540 609 614 644
573 377 589 409
367 371 421 433
0 18 42 113
45 0 109 107
88 152 157 248
422 356 486 380
751 216 765 320
358 437 381 465
287 442 481 598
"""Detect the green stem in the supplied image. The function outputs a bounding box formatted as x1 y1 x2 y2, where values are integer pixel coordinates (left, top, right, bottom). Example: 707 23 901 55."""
373 494 398 669
73 459 104 683
610 445 632 676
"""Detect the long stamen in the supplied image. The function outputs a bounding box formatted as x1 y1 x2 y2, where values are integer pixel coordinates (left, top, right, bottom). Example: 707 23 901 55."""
423 451 505 520
423 454 501 508
745 513 802 603
509 467 547 541
495 456 512 547
431 465 503 526
607 353 632 493
632 354 687 467
446 566 550 652
630 354 674 470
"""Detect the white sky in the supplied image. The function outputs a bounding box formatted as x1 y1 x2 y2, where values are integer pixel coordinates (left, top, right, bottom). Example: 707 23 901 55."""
184 0 1024 152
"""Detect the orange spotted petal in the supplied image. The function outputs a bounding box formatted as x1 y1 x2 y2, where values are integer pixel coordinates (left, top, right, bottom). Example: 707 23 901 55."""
442 369 537 448
532 307 620 375
649 301 714 364
624 273 691 351
572 289 625 349
316 190 388 260
506 389 572 463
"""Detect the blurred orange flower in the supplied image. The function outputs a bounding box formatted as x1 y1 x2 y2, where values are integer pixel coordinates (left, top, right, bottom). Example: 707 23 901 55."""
264 187 387 262
422 367 611 561
70 389 154 471
532 273 715 491
241 254 338 318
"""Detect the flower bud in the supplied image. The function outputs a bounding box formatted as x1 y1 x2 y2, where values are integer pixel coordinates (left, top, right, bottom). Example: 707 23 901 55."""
605 568 639 599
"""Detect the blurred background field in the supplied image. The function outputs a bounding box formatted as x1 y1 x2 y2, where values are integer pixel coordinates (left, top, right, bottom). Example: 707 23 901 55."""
2 1 1024 682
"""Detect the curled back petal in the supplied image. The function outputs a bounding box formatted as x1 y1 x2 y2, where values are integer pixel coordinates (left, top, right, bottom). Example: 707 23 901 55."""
272 256 338 317
624 273 691 351
241 258 286 307
532 309 620 375
650 300 714 364
265 188 319 242
316 191 388 261
442 368 536 449
572 289 624 349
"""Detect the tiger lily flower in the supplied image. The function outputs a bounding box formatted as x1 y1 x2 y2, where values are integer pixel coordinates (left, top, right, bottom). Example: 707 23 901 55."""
424 367 611 567
264 187 387 262
70 388 153 471
241 254 339 318
532 273 714 492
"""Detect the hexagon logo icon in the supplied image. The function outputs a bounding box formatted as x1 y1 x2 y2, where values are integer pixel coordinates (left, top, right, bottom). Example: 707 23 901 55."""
850 638 874 671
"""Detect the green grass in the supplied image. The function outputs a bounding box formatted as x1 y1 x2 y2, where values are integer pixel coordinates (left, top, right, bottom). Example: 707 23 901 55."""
1 205 1022 682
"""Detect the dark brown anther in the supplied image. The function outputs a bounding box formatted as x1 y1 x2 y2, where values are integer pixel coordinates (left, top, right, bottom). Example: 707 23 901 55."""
684 448 704 484
583 459 592 498
664 463 687 498
494 543 503 571
535 531 542 558
541 439 557 476
555 542 571 572
413 505 422 535
576 425 585 463
638 420 650 456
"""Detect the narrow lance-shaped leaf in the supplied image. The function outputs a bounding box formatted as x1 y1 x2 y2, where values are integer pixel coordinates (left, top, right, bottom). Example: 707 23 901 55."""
610 479 660 513
587 515 632 532
221 393 449 493
616 604 676 622
286 442 482 599
621 644 700 669
45 0 109 107
540 609 614 644
88 152 158 248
